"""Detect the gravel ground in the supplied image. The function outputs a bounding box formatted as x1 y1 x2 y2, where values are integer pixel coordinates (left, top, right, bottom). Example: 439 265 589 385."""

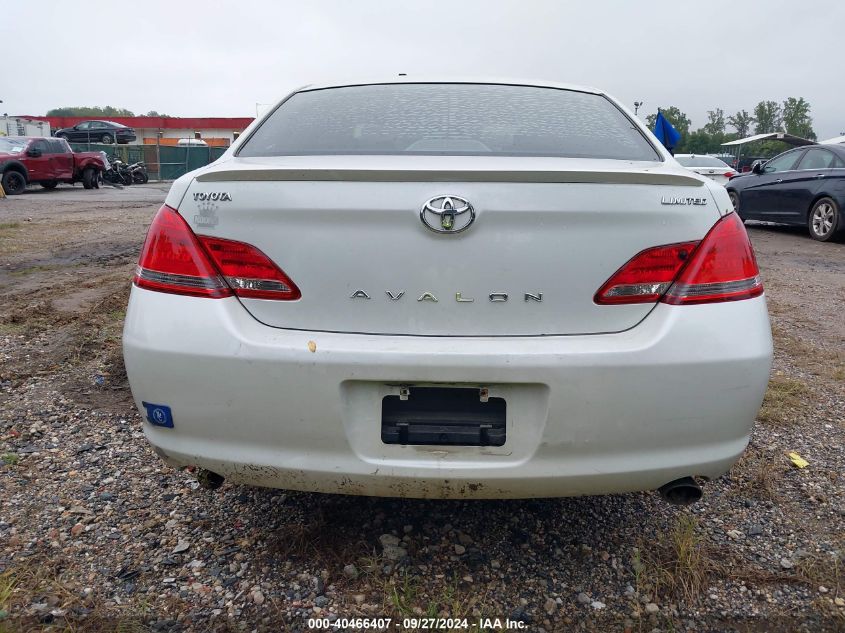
1 185 843 632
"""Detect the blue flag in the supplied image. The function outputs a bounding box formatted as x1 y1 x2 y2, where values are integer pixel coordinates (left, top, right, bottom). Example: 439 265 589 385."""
652 111 682 151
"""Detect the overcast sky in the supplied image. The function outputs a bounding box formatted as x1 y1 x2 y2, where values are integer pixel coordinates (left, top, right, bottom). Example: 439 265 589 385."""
4 0 843 139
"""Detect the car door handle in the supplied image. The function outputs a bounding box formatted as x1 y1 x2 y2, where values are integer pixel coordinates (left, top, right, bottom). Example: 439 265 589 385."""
815 174 825 179
774 179 783 183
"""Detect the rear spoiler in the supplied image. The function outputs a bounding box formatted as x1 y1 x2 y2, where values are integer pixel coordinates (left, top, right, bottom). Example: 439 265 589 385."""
196 168 704 187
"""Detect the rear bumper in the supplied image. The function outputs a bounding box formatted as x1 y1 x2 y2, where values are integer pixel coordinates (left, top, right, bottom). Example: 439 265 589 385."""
123 288 772 499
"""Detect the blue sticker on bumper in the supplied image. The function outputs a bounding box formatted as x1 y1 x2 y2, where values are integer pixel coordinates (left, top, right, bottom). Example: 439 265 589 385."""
142 402 174 428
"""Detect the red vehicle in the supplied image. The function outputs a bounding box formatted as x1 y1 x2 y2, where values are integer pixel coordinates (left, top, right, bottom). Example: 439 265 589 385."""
0 136 106 195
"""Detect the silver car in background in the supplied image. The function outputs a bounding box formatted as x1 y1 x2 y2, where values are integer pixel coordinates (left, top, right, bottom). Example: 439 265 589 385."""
123 80 772 502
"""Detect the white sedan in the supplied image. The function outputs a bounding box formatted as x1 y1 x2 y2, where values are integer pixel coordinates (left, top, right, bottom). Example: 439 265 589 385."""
123 79 772 503
674 154 737 185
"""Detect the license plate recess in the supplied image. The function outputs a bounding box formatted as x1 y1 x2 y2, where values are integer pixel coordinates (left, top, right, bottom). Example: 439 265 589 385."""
381 387 506 447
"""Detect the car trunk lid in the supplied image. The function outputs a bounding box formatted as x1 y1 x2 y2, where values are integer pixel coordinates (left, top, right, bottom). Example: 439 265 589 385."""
180 155 720 336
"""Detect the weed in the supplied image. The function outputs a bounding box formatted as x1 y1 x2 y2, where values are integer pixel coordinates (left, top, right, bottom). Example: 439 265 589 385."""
635 514 717 605
731 447 784 500
1 454 19 466
795 549 843 597
0 570 17 611
771 325 845 385
383 571 477 625
389 571 420 616
757 375 811 425
0 559 158 632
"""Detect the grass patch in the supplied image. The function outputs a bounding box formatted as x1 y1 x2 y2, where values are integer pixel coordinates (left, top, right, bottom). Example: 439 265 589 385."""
267 500 370 576
1 453 19 466
734 449 784 500
0 322 25 336
635 514 804 614
795 549 843 597
757 375 811 425
750 458 783 499
7 265 60 277
0 569 18 612
350 550 490 626
0 222 20 231
771 324 845 384
106 308 126 322
376 570 485 626
634 514 718 606
0 559 155 633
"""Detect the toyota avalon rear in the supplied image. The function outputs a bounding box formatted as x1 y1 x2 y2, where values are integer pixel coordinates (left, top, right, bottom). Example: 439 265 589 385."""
122 81 772 501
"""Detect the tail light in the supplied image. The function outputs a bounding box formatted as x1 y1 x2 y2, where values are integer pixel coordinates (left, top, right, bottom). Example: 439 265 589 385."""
134 205 300 300
724 171 736 179
595 213 762 305
199 236 300 300
594 242 699 304
135 206 231 298
662 213 762 304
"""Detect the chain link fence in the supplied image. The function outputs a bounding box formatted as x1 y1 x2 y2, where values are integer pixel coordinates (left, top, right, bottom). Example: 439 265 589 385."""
69 142 227 181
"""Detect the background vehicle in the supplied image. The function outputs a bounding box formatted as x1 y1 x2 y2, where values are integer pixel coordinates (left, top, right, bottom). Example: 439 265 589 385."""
177 138 209 147
124 80 772 502
0 136 106 194
129 161 149 183
99 153 125 188
674 154 735 184
54 120 137 144
736 155 769 173
726 144 845 241
821 135 845 145
108 157 135 186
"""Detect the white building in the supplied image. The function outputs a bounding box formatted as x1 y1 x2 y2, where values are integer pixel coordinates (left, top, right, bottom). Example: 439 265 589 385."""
1 116 51 137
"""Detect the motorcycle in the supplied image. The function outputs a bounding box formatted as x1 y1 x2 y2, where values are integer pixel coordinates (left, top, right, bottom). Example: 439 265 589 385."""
108 157 134 186
99 152 124 188
128 161 149 184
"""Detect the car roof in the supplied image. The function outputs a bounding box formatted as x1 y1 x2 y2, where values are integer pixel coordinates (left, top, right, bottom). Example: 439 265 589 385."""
70 120 125 126
775 144 845 155
296 77 604 95
674 154 729 160
817 144 845 156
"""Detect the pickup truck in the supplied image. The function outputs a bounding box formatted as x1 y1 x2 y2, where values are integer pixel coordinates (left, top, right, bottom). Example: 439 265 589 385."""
0 136 107 195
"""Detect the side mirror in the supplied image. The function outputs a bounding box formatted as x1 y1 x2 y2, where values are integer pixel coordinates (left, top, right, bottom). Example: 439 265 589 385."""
751 161 764 174
27 148 42 157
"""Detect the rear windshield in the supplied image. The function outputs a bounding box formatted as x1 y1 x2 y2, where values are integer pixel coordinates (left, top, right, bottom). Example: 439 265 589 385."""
238 83 660 161
676 155 730 168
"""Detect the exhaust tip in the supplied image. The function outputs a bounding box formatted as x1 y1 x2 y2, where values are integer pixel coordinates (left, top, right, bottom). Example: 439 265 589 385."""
196 469 225 490
658 476 702 506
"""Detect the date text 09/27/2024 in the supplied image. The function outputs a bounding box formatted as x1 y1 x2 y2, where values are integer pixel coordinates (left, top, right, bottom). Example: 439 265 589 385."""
306 617 528 630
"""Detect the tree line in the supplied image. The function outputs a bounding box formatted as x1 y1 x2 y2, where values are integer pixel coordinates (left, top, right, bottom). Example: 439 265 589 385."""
43 100 817 159
645 97 816 155
46 106 171 118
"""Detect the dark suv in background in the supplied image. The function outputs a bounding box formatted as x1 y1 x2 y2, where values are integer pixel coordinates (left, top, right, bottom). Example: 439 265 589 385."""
53 120 137 144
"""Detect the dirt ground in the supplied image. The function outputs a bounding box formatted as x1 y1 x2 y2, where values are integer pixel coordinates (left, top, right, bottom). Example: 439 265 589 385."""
0 184 843 632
